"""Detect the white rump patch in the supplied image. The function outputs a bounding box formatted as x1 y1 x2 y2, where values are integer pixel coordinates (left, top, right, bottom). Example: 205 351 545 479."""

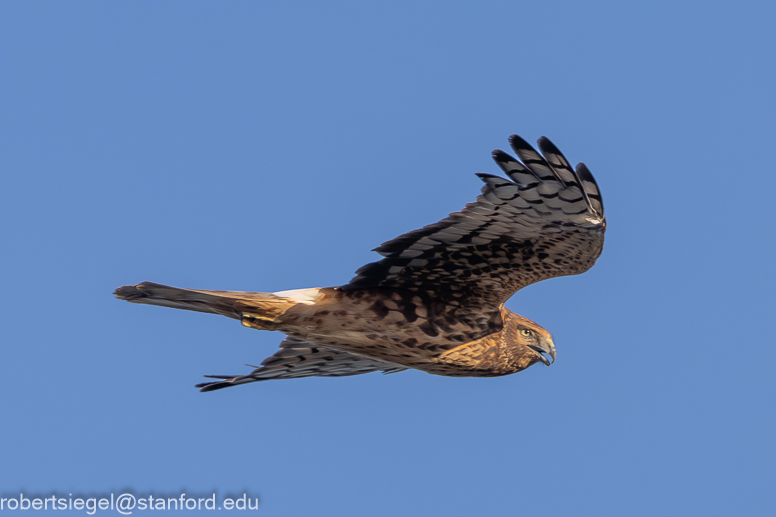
272 288 323 305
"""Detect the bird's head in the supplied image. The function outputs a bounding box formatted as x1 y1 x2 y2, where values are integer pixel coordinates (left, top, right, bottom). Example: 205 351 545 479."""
501 309 557 370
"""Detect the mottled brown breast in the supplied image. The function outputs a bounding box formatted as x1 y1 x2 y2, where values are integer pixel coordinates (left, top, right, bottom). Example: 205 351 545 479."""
274 287 506 371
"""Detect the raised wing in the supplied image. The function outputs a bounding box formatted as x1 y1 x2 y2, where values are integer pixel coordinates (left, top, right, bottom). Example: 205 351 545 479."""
196 336 406 391
343 135 605 306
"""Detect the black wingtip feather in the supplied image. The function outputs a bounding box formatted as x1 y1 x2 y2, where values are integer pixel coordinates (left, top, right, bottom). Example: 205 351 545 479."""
537 136 559 155
508 134 532 151
491 149 509 159
196 377 240 392
475 172 502 181
576 162 604 214
197 382 231 392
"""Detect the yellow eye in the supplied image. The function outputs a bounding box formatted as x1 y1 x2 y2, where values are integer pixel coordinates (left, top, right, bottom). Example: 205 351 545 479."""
520 329 533 337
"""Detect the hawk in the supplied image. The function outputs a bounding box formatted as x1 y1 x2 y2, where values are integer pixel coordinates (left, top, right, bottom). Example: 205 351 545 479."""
115 135 605 391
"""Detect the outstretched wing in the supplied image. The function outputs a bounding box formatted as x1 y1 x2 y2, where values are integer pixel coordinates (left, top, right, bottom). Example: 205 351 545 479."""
343 135 606 306
196 336 406 391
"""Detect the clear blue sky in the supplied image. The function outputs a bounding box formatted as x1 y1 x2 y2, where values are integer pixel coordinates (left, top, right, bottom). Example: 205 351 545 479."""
2 1 774 515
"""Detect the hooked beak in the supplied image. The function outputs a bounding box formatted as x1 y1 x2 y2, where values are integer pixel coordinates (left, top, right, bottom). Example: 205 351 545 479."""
528 338 556 367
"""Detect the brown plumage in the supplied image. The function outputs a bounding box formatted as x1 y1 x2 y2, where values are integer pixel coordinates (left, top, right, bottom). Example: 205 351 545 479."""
114 135 605 391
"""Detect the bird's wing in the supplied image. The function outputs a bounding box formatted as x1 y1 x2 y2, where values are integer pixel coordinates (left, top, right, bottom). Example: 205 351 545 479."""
343 135 606 307
196 336 406 391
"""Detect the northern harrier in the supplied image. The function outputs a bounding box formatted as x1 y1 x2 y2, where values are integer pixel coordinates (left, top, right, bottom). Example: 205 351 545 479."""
115 135 605 391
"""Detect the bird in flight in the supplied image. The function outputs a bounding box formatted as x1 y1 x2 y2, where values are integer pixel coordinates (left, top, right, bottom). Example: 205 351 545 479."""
115 135 605 391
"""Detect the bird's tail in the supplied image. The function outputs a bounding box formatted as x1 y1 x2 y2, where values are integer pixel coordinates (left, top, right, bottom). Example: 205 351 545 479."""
113 281 297 329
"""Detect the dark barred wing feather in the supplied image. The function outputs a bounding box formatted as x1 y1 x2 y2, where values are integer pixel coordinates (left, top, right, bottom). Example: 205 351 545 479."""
196 336 406 391
343 135 605 306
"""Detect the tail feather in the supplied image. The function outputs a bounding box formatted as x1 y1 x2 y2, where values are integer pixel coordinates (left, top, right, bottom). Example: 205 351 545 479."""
113 282 285 321
114 282 399 391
